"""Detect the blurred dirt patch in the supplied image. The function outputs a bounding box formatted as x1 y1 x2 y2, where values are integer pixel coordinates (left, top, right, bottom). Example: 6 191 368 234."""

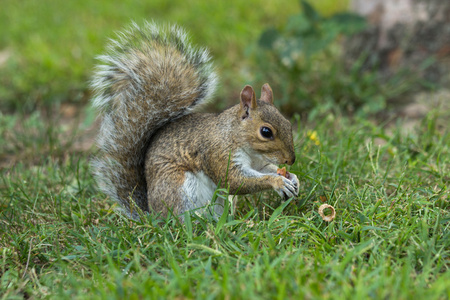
398 89 450 132
373 89 449 148
0 49 11 67
0 104 98 169
58 103 98 153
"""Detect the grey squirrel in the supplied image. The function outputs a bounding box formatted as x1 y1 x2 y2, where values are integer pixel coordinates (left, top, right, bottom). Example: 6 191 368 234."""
91 22 299 219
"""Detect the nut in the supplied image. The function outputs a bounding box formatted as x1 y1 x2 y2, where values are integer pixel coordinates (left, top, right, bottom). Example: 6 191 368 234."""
318 204 336 222
277 167 287 177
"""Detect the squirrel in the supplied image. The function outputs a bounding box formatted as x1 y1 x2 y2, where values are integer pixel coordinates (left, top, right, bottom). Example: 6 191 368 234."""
91 22 300 219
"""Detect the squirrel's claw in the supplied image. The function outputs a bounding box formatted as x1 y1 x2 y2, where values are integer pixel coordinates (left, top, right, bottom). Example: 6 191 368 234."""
287 173 300 196
275 176 298 200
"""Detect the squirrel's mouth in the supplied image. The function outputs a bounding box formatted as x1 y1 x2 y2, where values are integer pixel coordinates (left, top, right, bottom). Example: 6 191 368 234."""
236 148 281 173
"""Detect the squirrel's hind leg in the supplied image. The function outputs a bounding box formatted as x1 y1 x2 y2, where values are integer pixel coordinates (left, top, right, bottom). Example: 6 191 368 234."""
146 170 186 217
146 169 223 219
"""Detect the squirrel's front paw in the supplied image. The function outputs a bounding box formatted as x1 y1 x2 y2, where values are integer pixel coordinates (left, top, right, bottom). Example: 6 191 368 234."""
273 176 298 200
286 172 299 196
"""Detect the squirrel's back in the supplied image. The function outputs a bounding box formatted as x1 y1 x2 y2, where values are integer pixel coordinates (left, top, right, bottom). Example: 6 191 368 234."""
90 22 218 219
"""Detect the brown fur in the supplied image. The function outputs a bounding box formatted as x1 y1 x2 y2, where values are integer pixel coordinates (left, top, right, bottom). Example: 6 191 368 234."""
145 97 296 216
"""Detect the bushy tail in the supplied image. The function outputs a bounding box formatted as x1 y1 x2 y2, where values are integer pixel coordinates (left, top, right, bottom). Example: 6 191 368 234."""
90 22 218 219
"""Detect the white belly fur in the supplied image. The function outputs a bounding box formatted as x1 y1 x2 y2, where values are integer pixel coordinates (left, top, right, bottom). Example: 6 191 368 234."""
182 171 224 217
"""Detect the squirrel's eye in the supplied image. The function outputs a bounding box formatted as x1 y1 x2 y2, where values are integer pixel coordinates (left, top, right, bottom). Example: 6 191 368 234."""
260 126 273 139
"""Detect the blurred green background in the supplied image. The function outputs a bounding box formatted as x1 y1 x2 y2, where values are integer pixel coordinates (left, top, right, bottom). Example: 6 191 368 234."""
1 2 449 298
0 0 353 113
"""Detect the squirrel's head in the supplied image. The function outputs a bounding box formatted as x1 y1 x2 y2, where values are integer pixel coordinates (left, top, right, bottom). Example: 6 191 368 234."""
237 84 296 166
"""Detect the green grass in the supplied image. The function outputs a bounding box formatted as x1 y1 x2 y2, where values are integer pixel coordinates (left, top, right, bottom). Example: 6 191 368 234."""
1 106 449 299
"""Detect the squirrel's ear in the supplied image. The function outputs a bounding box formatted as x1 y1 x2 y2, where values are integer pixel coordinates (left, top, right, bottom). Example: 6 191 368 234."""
260 83 273 105
240 85 257 111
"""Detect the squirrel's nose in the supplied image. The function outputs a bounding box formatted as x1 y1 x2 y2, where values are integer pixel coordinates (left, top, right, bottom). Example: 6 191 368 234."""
285 155 295 165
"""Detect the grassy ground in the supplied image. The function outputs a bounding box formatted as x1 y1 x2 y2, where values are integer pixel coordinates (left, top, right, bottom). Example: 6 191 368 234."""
1 106 449 298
